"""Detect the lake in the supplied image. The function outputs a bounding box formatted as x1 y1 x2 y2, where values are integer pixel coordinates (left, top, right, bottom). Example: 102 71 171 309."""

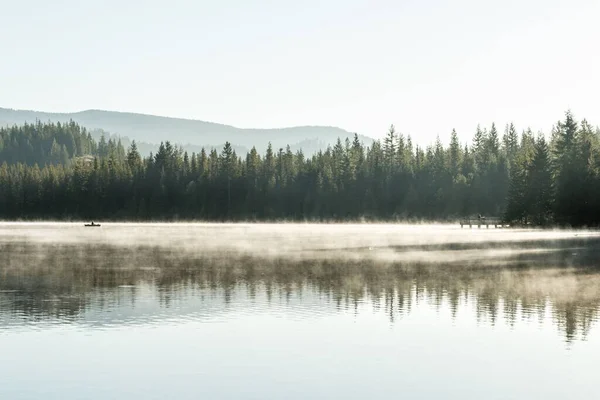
1 223 600 399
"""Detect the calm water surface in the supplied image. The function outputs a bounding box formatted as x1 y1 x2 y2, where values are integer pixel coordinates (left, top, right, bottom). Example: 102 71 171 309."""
1 223 600 399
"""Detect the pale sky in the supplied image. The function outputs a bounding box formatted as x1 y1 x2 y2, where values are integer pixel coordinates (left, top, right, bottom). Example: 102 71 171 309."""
1 0 599 143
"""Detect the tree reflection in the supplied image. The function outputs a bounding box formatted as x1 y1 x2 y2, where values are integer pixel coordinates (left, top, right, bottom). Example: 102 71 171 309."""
1 240 599 343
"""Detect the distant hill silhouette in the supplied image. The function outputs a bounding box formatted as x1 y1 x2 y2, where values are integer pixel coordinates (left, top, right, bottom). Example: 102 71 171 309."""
0 108 372 155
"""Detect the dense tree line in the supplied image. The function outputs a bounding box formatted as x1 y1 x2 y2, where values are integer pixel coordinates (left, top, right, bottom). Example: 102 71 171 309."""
0 121 125 166
0 112 598 225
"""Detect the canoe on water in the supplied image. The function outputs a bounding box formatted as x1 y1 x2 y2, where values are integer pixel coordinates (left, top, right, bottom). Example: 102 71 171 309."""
84 223 101 227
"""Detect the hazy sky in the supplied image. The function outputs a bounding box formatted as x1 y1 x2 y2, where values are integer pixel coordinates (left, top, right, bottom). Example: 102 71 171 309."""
1 0 599 143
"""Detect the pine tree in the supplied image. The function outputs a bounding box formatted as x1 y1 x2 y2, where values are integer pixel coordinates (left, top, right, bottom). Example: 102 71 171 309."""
505 152 528 224
526 135 552 225
449 129 461 178
487 123 500 157
383 125 396 172
503 123 519 165
98 134 109 158
473 124 487 168
49 139 58 163
553 111 580 224
127 141 142 172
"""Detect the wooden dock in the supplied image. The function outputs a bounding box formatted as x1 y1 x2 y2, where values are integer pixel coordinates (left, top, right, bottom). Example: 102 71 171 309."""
459 217 507 229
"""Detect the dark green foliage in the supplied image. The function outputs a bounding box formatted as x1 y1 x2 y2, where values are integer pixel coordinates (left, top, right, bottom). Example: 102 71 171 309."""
1 113 599 226
504 111 600 226
0 120 99 166
526 135 553 225
552 111 580 224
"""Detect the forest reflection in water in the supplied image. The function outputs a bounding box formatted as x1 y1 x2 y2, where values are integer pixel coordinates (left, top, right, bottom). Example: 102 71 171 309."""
1 229 600 344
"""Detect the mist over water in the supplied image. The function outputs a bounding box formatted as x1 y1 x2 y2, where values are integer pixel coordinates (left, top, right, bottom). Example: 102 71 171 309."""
1 223 600 399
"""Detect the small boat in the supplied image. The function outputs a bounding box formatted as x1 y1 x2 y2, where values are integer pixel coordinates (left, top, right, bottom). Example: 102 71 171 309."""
84 221 101 227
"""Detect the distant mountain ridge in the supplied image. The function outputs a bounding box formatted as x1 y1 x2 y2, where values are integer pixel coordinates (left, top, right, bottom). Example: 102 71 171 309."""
0 107 372 155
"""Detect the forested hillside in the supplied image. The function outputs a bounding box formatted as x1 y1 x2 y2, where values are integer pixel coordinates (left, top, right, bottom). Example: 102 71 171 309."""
0 121 125 166
0 112 598 226
0 108 370 155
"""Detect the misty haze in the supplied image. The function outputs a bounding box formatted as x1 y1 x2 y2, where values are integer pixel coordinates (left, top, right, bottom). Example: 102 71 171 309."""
2 223 600 399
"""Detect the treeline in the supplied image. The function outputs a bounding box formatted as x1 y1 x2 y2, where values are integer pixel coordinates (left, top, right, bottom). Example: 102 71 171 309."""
0 112 598 225
0 120 127 166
